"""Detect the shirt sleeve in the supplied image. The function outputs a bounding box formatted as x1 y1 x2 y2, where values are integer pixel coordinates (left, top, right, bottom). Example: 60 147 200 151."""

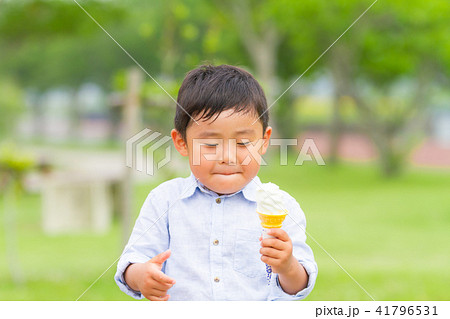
267 193 318 301
114 189 170 299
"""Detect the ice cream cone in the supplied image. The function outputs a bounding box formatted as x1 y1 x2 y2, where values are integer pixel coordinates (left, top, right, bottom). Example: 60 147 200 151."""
257 211 287 229
255 182 289 284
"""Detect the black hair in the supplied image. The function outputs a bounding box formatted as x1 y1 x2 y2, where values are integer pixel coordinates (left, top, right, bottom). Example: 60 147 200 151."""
174 64 269 140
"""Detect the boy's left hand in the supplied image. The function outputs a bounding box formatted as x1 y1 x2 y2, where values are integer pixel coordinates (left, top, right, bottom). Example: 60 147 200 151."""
259 228 297 275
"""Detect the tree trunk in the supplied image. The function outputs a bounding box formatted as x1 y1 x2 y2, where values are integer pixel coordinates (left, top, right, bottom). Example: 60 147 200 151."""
373 131 402 177
230 1 282 131
329 94 343 165
329 45 353 165
160 0 178 78
120 68 143 248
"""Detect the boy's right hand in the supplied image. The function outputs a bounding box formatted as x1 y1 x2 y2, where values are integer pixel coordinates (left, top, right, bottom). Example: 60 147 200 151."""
125 250 176 301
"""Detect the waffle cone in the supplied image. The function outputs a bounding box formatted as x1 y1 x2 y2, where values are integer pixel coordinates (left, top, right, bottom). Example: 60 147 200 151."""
257 211 287 228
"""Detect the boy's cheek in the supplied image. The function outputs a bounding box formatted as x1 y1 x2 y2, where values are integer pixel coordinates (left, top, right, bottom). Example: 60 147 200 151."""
239 151 262 166
189 149 220 166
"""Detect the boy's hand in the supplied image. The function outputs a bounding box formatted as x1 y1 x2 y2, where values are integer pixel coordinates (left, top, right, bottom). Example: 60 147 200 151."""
125 250 176 301
259 229 297 275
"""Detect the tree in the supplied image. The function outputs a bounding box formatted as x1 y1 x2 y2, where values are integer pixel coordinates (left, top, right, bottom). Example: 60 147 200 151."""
274 0 450 175
0 0 128 90
209 0 316 139
345 0 449 176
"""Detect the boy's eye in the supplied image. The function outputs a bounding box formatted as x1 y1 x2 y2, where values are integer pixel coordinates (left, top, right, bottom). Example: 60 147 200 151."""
237 141 251 146
202 143 218 147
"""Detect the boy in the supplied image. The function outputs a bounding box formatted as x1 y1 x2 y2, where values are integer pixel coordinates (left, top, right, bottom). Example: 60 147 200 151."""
114 64 317 301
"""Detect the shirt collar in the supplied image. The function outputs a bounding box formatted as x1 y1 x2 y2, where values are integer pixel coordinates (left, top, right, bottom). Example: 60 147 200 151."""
180 172 260 202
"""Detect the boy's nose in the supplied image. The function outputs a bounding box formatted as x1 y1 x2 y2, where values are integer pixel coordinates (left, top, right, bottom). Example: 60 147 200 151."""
220 140 237 165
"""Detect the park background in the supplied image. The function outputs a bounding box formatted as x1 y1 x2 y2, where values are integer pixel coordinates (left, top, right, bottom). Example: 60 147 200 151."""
0 0 449 300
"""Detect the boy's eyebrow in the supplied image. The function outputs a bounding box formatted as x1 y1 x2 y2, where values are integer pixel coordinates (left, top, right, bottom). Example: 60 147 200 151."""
197 131 222 138
197 129 256 138
234 129 255 135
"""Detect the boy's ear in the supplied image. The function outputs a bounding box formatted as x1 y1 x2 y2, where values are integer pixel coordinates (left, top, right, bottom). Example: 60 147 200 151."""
261 126 272 155
171 129 189 157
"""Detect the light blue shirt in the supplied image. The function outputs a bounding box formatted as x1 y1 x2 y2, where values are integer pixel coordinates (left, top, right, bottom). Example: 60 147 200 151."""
114 173 318 301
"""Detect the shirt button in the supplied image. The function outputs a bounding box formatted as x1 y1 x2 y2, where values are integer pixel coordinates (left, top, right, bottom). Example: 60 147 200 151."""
213 239 219 246
214 277 220 283
215 198 221 204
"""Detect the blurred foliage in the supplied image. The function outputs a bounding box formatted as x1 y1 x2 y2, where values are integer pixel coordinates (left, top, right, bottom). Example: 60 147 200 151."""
0 0 449 175
0 0 128 89
0 78 24 139
0 143 35 190
1 0 448 89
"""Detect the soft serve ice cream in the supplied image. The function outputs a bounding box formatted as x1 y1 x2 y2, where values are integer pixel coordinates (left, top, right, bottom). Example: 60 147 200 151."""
256 182 288 228
255 182 286 216
255 182 288 284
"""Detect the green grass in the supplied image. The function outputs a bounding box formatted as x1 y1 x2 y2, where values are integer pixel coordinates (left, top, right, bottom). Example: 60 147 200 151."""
0 160 449 300
259 160 450 300
0 179 155 301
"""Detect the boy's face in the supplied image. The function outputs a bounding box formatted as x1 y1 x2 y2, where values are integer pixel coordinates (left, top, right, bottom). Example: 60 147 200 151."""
172 109 272 195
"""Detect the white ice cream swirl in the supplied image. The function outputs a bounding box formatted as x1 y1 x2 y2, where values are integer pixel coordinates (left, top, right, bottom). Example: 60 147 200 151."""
255 182 286 215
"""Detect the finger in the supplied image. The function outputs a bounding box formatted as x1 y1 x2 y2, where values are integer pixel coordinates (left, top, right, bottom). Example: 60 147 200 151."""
261 255 279 266
151 270 176 285
261 238 286 250
267 228 290 242
260 247 283 259
151 279 174 291
148 294 170 301
147 287 169 296
149 249 171 266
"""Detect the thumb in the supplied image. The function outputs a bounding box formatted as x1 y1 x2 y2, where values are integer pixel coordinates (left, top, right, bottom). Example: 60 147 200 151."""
148 249 171 266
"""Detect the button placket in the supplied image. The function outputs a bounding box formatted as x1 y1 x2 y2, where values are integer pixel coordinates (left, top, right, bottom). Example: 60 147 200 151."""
210 196 224 300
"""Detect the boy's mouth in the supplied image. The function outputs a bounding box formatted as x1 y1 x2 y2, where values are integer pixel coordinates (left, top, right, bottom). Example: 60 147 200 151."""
214 171 241 176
